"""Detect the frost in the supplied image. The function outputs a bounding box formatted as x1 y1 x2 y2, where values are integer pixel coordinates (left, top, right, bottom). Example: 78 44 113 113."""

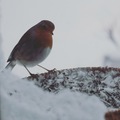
0 71 107 120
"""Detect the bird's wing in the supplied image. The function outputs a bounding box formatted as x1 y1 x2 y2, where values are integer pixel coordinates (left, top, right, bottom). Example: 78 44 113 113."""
7 27 44 62
7 28 34 62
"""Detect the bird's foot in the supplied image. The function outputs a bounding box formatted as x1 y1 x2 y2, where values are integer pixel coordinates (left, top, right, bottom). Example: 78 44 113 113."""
47 68 57 73
30 73 39 80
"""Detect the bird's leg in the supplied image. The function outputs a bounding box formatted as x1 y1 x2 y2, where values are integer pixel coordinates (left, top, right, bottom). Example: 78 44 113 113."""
37 65 50 71
37 65 57 73
23 64 39 80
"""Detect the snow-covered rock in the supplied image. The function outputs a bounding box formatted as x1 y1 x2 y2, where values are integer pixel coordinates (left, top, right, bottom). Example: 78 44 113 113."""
0 71 106 120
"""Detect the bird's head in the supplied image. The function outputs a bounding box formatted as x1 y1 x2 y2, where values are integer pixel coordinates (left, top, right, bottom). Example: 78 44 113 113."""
38 20 55 35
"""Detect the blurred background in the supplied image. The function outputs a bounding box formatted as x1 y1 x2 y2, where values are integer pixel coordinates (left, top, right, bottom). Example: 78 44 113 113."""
1 0 120 77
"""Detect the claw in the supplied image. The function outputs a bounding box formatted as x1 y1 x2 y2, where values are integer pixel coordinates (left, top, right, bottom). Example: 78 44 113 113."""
30 73 39 80
47 68 57 73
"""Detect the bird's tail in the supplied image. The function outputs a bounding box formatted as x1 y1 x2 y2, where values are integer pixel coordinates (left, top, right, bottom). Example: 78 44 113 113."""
5 61 16 71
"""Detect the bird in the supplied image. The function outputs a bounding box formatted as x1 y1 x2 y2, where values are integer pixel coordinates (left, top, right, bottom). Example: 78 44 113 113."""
5 20 55 76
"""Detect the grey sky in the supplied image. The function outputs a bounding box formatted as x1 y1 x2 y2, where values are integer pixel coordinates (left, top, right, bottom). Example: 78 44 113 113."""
1 0 120 77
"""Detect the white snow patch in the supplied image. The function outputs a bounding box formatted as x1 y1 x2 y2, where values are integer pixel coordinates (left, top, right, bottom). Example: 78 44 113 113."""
0 72 107 120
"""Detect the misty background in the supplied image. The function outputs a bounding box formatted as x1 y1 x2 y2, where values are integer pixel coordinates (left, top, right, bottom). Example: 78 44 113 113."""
1 0 120 77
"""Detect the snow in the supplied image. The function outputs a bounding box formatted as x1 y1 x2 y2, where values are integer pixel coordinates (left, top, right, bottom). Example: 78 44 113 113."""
1 0 120 119
33 67 120 108
0 71 107 120
0 34 4 70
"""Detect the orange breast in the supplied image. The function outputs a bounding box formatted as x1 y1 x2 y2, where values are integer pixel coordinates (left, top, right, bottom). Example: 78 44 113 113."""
34 29 53 49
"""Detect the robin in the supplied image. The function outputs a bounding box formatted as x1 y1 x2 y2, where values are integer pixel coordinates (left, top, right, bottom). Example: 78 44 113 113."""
5 20 55 76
